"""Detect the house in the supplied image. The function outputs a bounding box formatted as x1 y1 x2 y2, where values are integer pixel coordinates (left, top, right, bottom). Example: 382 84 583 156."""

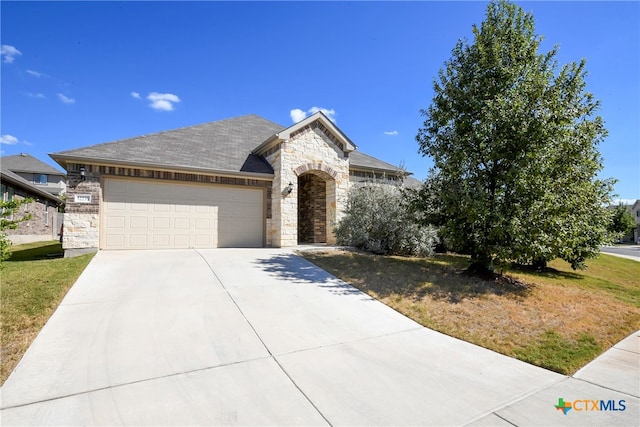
1 153 66 196
50 112 417 256
0 159 64 244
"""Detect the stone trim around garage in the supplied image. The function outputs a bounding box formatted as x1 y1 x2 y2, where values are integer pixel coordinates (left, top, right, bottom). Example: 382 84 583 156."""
62 162 273 254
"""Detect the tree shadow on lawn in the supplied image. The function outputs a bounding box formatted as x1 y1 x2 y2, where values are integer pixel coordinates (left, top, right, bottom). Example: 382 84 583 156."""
303 252 534 304
252 253 369 299
506 262 584 281
7 242 63 262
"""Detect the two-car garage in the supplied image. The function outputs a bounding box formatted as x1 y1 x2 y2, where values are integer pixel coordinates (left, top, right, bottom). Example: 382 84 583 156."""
101 178 265 250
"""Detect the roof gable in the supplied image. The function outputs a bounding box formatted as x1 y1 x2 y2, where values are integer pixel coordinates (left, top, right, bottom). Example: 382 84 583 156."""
253 111 356 156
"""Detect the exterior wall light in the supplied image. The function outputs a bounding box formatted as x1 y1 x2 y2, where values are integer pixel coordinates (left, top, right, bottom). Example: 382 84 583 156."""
283 181 294 196
79 166 86 181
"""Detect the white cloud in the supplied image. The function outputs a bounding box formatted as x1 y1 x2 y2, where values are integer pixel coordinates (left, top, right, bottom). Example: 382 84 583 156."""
26 69 45 77
57 93 75 104
147 92 180 111
131 91 141 99
26 92 46 99
384 130 399 136
308 106 336 122
290 106 337 123
0 135 19 145
1 45 22 63
290 108 307 123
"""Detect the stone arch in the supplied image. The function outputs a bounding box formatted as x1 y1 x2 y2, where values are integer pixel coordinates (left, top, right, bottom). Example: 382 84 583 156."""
293 163 339 179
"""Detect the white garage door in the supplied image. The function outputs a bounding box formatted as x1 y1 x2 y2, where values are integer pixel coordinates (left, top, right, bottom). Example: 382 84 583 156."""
102 178 264 249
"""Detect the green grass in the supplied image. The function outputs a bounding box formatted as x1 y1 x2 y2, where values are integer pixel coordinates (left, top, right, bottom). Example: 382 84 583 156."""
302 249 640 375
5 240 64 261
1 241 94 384
514 330 602 374
507 255 640 307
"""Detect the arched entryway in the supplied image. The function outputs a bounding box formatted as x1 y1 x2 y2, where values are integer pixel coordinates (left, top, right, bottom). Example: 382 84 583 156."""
297 172 329 243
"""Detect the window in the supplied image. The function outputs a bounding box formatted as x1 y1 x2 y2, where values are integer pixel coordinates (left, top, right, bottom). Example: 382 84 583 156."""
1 186 14 220
0 184 10 202
35 174 47 184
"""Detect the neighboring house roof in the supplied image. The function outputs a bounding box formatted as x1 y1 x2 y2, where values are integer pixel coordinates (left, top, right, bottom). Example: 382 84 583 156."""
1 153 65 176
0 166 62 204
50 113 407 177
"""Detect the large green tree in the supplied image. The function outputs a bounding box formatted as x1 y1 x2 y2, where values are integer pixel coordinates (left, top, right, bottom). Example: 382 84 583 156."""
416 0 614 272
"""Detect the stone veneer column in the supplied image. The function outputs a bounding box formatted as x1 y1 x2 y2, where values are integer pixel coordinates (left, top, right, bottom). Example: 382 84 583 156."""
265 126 350 247
63 164 101 256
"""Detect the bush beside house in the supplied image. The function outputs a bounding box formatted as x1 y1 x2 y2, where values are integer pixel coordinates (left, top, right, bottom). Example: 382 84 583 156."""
334 183 439 257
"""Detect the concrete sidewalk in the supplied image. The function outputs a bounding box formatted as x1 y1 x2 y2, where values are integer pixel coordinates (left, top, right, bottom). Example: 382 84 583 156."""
468 330 639 426
1 249 637 426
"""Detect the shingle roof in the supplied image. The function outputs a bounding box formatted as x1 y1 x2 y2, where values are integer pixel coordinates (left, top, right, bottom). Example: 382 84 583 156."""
1 153 64 175
50 114 408 177
349 151 402 172
51 114 283 175
0 164 62 203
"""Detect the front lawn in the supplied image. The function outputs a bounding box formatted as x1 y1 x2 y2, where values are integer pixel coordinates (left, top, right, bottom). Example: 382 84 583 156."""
302 250 640 375
0 241 94 384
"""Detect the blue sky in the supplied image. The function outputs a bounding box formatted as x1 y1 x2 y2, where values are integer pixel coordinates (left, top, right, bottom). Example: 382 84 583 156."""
2 1 638 201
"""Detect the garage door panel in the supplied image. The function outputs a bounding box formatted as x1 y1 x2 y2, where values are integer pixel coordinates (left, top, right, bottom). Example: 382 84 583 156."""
130 235 148 247
105 235 125 247
175 218 189 229
175 235 189 247
130 203 149 212
130 217 148 228
106 216 126 228
102 179 263 250
153 217 170 229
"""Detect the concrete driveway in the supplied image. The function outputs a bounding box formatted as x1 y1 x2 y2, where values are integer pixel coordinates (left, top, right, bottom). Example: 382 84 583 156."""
1 249 637 426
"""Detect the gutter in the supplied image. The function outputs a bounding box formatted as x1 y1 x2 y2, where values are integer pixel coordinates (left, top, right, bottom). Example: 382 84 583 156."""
48 154 275 180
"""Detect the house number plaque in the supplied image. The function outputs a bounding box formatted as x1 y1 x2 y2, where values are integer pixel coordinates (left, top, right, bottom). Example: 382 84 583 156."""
74 194 92 203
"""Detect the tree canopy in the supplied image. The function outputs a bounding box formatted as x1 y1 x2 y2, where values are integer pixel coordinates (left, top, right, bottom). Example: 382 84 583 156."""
416 0 615 271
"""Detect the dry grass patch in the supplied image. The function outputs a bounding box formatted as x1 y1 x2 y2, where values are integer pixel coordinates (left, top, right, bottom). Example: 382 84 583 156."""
302 250 640 374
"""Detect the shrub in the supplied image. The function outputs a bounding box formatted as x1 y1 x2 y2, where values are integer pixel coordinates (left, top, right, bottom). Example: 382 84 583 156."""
335 184 438 257
0 198 33 265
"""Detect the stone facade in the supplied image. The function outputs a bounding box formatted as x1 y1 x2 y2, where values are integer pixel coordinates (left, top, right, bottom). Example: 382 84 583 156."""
265 126 350 246
63 165 101 250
